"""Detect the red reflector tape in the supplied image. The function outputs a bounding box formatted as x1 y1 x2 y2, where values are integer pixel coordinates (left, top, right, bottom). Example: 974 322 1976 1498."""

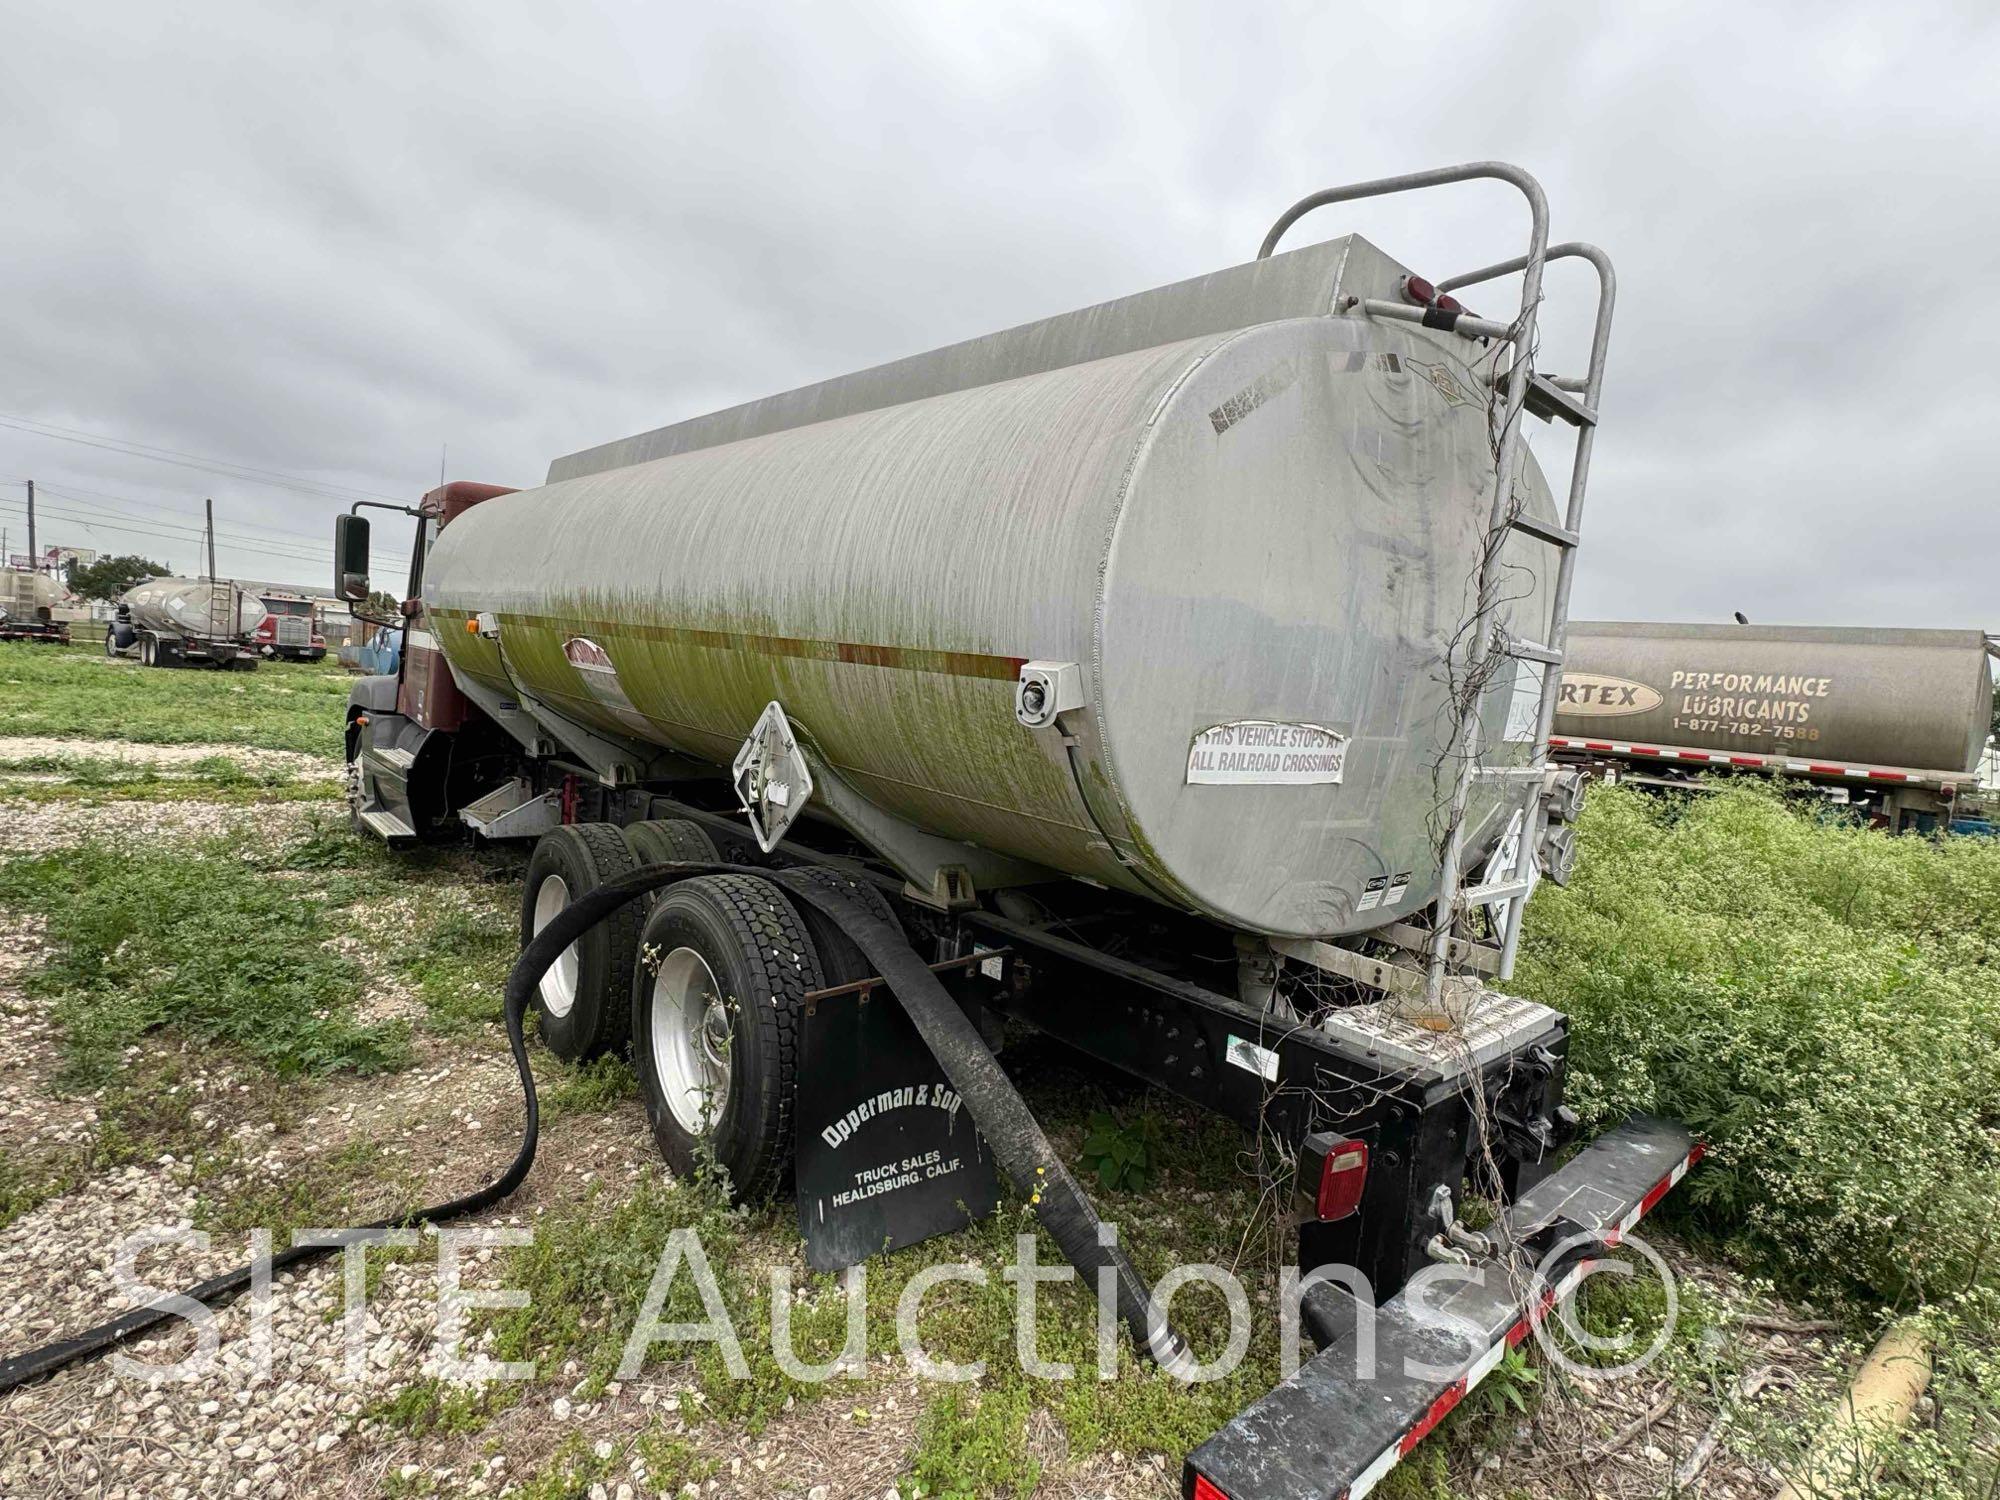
1675 749 1709 761
1584 741 1614 752
1398 1378 1467 1456
1867 770 1906 781
1808 764 1845 775
1628 745 1660 757
1729 755 1762 767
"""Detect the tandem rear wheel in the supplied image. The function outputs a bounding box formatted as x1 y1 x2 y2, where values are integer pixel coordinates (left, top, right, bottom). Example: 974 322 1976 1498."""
520 823 643 1061
517 816 744 1061
630 873 822 1203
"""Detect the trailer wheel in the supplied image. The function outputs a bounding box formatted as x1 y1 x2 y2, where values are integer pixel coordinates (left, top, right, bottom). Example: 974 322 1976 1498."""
520 823 643 1061
103 628 116 659
632 875 821 1201
780 865 900 985
623 818 719 869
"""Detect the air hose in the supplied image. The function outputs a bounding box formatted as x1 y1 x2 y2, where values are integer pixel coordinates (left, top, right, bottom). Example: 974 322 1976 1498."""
0 860 1182 1393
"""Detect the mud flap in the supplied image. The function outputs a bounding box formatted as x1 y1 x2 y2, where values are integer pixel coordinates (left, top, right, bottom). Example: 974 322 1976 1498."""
1184 1117 1702 1500
795 985 1002 1273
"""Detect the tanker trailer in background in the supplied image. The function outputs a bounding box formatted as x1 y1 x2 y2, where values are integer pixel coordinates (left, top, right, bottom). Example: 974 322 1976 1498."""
1551 621 1998 832
104 576 267 669
0 567 70 644
334 165 1701 1500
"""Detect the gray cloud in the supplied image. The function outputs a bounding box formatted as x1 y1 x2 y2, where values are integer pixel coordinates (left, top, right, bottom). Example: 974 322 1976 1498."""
3 1 1994 625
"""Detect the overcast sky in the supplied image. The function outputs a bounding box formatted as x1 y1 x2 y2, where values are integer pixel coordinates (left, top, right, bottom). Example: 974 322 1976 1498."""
4 1 1994 626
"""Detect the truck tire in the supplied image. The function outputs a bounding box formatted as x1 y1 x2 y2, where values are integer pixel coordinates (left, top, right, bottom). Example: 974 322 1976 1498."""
520 823 643 1061
103 628 117 659
780 865 900 986
631 874 821 1201
621 819 719 913
622 818 719 869
140 635 156 667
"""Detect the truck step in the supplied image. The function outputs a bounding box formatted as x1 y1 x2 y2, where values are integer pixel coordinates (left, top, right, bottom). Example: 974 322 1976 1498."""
1463 877 1534 906
370 746 416 770
458 778 561 840
356 808 417 841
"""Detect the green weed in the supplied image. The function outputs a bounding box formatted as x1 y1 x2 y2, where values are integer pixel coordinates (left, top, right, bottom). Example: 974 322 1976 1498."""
0 839 410 1089
1519 784 2000 1310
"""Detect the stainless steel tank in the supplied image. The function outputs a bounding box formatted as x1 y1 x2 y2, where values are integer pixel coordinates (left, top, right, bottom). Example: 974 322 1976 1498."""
425 235 1567 939
1556 622 1995 773
0 568 62 619
120 577 268 641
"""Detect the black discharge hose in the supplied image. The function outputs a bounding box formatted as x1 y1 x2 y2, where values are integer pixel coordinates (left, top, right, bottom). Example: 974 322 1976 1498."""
0 861 1184 1394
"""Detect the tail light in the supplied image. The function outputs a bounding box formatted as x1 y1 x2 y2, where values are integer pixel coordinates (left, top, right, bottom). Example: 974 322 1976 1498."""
1191 1476 1232 1500
1303 1132 1369 1222
1399 273 1463 315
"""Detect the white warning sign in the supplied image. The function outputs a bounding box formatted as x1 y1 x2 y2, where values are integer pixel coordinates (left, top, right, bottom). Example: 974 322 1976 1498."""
1186 721 1348 786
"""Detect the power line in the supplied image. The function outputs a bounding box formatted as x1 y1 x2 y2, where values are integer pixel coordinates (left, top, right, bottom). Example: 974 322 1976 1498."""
35 480 354 549
0 411 411 505
1 498 336 558
0 501 411 576
21 494 345 558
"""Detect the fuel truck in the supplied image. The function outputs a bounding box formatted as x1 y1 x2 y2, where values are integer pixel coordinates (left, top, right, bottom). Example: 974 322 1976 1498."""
334 165 1700 1500
1552 620 1997 832
104 576 267 669
0 567 69 644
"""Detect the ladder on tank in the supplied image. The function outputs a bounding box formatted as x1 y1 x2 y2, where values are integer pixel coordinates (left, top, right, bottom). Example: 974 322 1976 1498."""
1257 164 1616 998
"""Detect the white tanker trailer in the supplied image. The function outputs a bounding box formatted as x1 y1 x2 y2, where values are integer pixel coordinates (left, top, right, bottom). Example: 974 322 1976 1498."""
105 576 267 669
0 567 69 644
332 166 1702 1499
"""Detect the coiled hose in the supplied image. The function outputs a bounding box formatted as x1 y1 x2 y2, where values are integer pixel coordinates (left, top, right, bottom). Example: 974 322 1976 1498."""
0 861 1183 1393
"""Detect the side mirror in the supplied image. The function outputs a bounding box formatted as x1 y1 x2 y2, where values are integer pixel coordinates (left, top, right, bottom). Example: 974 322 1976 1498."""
334 514 371 603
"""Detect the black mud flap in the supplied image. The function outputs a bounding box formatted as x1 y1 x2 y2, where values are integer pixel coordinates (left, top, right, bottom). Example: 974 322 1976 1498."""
1184 1117 1702 1500
795 987 1002 1273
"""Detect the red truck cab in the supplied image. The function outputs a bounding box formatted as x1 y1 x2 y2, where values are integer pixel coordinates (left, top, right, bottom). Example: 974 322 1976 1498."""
255 593 327 661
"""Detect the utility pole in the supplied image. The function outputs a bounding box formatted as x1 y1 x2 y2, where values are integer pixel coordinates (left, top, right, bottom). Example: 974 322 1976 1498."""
204 497 217 581
25 479 35 572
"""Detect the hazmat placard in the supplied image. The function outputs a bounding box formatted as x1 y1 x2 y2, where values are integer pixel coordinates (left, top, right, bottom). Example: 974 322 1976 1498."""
1186 721 1347 785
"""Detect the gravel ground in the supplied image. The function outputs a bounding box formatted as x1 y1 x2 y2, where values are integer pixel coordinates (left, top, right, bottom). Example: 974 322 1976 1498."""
0 736 338 777
0 797 322 853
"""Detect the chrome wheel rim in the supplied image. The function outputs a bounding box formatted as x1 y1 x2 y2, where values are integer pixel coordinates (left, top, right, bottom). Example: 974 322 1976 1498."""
530 874 580 1017
651 946 731 1135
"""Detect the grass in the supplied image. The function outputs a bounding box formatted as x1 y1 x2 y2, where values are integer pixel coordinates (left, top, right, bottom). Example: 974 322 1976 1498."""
394 901 517 1036
0 751 340 803
0 638 351 757
0 835 411 1090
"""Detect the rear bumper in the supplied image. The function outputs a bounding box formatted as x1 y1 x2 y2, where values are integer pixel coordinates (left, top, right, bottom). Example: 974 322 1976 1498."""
1185 1117 1702 1500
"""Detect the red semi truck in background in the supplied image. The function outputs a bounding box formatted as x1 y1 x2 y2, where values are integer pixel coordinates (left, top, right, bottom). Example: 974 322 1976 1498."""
254 591 328 662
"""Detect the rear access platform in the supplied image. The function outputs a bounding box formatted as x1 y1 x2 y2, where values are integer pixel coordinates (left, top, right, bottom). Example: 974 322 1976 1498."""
1185 1117 1701 1500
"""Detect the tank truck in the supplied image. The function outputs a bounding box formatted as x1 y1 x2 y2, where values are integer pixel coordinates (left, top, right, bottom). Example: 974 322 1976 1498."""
0 567 70 644
104 575 266 668
336 165 1701 1500
1552 620 1998 833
